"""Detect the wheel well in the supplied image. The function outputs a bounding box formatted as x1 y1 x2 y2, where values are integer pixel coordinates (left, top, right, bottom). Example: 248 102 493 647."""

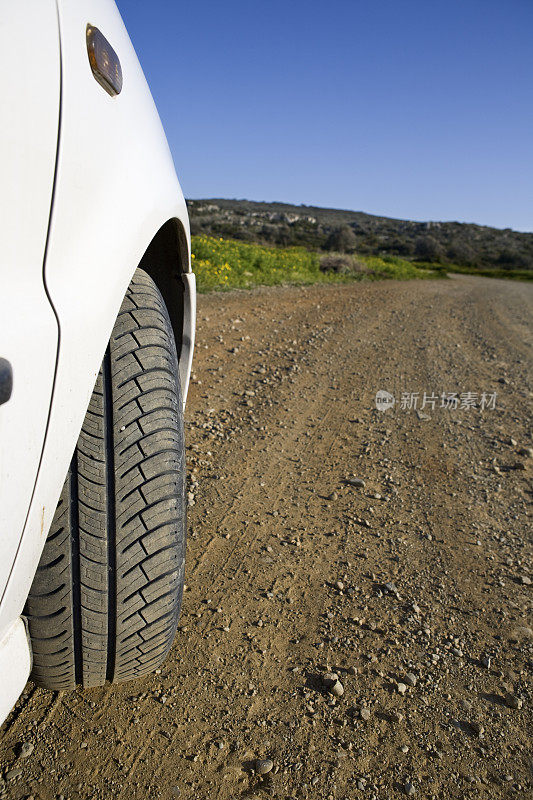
137 218 190 357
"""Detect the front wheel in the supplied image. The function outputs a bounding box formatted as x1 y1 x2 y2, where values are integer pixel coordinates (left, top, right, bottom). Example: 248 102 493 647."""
25 268 186 690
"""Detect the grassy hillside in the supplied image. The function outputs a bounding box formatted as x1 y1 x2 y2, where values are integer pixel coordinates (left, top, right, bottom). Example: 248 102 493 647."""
188 199 533 279
191 235 430 292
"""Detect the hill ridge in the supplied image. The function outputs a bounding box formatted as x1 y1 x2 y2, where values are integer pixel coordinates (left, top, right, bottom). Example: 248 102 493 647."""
187 198 533 272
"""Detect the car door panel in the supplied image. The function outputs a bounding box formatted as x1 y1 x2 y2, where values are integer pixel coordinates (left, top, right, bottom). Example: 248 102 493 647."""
0 2 61 600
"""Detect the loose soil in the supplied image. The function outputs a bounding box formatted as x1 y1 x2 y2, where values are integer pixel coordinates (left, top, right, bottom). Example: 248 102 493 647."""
1 275 531 800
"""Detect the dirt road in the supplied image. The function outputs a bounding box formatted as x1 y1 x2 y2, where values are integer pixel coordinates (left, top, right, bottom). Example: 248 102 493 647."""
1 275 532 800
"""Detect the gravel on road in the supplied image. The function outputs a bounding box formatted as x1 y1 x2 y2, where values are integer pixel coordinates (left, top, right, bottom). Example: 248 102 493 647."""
0 275 531 800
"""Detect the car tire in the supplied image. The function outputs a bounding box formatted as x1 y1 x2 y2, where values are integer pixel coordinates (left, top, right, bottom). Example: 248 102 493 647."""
25 268 186 690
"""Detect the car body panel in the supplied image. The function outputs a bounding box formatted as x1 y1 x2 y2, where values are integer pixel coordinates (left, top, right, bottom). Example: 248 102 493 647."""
0 619 32 724
0 2 60 604
0 0 195 714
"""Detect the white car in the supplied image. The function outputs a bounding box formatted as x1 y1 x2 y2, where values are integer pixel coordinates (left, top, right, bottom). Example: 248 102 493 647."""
0 0 195 724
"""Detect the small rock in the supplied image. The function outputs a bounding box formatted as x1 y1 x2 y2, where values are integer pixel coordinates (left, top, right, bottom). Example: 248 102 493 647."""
509 626 533 641
18 742 34 759
328 492 338 501
384 581 401 599
334 580 344 591
322 672 339 688
397 683 408 695
347 665 358 676
519 575 531 586
518 447 533 458
360 708 371 721
389 711 404 723
5 768 22 781
331 680 344 698
505 693 523 710
404 781 417 796
255 758 273 776
451 647 463 657
346 477 366 488
404 673 417 687
480 656 491 669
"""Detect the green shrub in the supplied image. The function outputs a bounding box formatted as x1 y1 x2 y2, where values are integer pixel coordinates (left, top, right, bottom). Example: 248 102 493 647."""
319 254 369 274
191 236 322 291
414 235 444 262
191 236 433 292
325 225 357 253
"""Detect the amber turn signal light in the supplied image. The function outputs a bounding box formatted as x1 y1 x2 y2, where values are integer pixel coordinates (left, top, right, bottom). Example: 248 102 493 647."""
86 25 123 97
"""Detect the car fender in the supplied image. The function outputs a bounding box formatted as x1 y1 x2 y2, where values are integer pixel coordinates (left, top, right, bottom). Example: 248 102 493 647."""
0 0 195 635
0 0 60 620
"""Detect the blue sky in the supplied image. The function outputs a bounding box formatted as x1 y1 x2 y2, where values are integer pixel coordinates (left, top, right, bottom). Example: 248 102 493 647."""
117 0 533 231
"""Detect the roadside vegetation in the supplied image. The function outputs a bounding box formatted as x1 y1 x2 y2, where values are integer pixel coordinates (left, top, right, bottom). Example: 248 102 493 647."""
189 199 533 281
191 235 429 292
418 262 533 281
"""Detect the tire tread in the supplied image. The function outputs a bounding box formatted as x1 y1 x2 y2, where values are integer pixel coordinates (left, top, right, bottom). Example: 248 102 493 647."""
25 268 185 690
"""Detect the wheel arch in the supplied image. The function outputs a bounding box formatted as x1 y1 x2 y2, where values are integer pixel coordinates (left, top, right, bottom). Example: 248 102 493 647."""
138 217 196 405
